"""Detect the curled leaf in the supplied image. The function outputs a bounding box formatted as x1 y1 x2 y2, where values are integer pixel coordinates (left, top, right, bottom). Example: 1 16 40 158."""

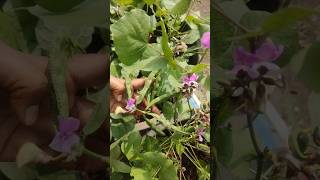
16 143 52 168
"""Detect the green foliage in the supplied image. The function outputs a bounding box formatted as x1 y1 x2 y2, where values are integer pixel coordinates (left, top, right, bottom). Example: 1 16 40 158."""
111 9 156 65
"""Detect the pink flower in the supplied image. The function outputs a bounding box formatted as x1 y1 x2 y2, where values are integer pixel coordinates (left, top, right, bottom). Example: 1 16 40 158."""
201 32 210 49
125 98 136 112
182 73 198 87
49 117 80 153
232 39 283 79
196 127 206 142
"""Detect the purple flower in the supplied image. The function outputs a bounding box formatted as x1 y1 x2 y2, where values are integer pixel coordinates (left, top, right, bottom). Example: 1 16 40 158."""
201 32 210 49
232 39 283 79
196 127 206 142
182 73 198 87
49 117 80 153
125 98 136 112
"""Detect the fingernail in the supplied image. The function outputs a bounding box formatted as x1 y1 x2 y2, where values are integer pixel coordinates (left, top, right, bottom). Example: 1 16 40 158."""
116 94 122 102
25 105 39 125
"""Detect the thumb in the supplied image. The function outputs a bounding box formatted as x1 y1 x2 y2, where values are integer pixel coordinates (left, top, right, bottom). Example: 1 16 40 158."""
110 76 125 102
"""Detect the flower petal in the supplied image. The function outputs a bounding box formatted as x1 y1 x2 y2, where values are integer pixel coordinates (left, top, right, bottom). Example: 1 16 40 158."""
200 32 210 48
233 47 259 66
59 117 80 133
189 73 198 82
49 133 80 153
255 40 284 61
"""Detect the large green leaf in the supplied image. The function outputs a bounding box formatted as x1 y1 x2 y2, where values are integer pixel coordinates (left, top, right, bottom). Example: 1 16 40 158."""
133 152 178 180
240 10 271 31
130 167 152 180
35 20 93 51
111 9 156 65
0 163 38 180
218 0 250 24
34 0 85 12
216 126 233 165
308 92 320 126
83 86 108 136
298 42 320 92
0 11 27 50
27 0 106 28
170 0 192 15
121 131 142 161
261 7 315 33
212 7 235 58
111 160 131 173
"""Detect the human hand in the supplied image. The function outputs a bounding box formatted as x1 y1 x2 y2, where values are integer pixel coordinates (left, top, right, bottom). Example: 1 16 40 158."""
0 41 108 172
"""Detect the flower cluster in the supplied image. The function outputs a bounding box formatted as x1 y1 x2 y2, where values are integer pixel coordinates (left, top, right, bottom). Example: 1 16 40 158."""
125 98 136 112
231 39 283 79
182 73 199 94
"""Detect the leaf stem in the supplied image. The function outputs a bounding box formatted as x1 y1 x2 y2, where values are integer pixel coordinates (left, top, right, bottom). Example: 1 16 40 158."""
82 147 109 163
198 48 208 64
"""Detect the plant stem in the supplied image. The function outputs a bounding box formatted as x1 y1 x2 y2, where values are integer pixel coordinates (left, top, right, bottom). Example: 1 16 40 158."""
187 96 193 121
82 147 109 163
247 113 264 180
212 1 250 33
198 48 208 64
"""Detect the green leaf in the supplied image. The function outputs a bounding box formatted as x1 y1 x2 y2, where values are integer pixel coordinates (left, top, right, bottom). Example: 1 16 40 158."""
83 86 108 136
27 0 106 28
38 171 78 180
212 7 236 58
289 47 309 75
0 11 27 50
261 7 316 33
190 63 208 73
216 127 233 165
175 143 184 157
182 29 200 44
138 152 178 180
130 167 152 180
271 27 301 67
298 42 320 92
121 131 142 161
240 10 271 31
308 92 320 126
111 160 131 173
218 0 250 24
170 0 192 15
111 9 155 65
0 163 38 180
33 0 85 12
160 19 176 67
115 0 134 6
162 101 174 120
35 20 93 51
136 71 157 104
16 143 52 168
229 128 255 178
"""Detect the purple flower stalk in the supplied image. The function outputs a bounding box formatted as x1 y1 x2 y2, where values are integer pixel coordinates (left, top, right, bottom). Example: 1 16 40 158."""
196 127 206 142
182 73 198 87
49 117 80 153
232 39 283 78
125 98 136 112
201 32 210 49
